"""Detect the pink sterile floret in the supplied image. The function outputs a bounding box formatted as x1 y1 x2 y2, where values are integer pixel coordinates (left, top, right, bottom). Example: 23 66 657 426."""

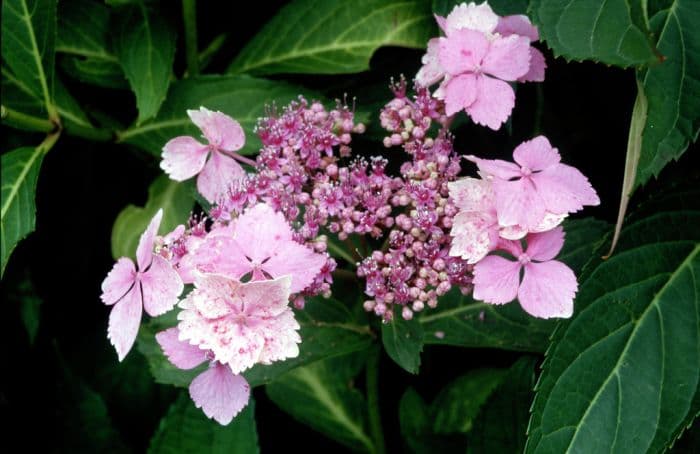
466 136 600 231
193 203 326 293
161 107 247 203
101 209 184 361
472 227 577 318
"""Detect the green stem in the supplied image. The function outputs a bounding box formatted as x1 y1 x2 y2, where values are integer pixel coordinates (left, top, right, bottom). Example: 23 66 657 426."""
182 0 199 77
198 33 227 71
1 105 56 133
63 122 114 142
366 346 386 454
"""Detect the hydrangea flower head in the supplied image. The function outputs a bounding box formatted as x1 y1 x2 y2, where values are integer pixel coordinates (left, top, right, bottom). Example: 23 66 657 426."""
472 227 577 318
161 107 248 203
101 209 183 360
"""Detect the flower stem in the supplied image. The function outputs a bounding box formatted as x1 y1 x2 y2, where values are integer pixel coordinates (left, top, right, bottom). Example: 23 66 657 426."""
182 0 199 77
1 105 56 133
366 345 386 454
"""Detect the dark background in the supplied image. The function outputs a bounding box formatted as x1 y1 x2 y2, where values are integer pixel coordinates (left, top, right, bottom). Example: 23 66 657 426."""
1 1 697 452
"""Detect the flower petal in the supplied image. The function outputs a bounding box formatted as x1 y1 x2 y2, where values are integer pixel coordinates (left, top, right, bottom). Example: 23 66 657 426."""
445 1 499 35
526 227 565 261
160 136 209 181
518 47 546 82
107 285 142 361
233 204 294 264
416 38 444 87
519 260 577 318
472 255 522 304
512 136 560 171
465 155 521 180
257 309 301 364
189 364 250 425
449 212 498 264
193 236 252 280
534 163 600 214
438 30 489 75
101 257 136 305
188 107 246 152
196 151 245 203
482 34 531 81
466 75 515 130
239 276 293 318
493 177 547 229
136 209 163 271
495 15 539 41
448 177 495 212
434 13 447 33
156 327 207 369
443 73 478 116
141 255 184 316
263 241 326 293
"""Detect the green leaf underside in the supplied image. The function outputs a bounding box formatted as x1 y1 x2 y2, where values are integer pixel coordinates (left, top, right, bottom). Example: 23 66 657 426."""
1 0 57 117
635 0 700 187
118 75 325 157
227 0 436 75
111 175 193 260
114 2 175 123
526 207 700 453
1 147 45 277
266 352 374 452
530 0 658 67
148 393 259 454
382 307 424 374
137 297 373 388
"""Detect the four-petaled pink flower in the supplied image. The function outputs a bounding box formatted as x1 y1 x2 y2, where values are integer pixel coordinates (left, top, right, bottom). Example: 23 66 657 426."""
101 209 183 360
161 107 252 203
193 203 326 293
472 227 577 318
156 273 299 425
467 136 599 231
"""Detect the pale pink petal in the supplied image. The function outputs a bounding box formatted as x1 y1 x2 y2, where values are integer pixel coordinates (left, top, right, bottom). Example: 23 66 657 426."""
160 137 209 181
512 136 560 171
526 227 565 261
533 164 600 214
445 2 499 35
449 212 498 264
497 237 524 258
466 75 515 130
263 242 326 293
518 47 546 82
136 209 163 271
191 273 240 317
257 309 301 364
416 38 445 87
238 276 292 318
156 327 207 369
443 73 478 116
101 258 136 305
465 155 521 180
196 151 246 203
232 204 294 263
433 76 451 100
493 177 546 229
141 255 184 316
482 35 531 81
176 235 205 284
519 261 577 318
434 14 447 33
531 212 567 233
448 177 494 212
107 286 142 361
438 30 489 75
193 236 252 280
189 364 250 425
472 255 522 304
495 15 539 41
188 107 245 152
499 224 528 240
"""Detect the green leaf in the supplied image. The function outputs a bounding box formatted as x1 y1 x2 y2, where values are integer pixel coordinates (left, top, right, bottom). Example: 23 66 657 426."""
382 308 424 374
266 352 374 452
1 0 58 119
526 209 700 453
137 297 374 388
149 393 259 454
19 276 42 344
558 218 611 274
467 357 538 454
635 0 700 187
60 57 128 89
1 146 45 277
227 0 436 75
529 0 659 67
111 175 194 260
118 75 325 157
114 2 175 123
430 368 507 434
433 0 528 16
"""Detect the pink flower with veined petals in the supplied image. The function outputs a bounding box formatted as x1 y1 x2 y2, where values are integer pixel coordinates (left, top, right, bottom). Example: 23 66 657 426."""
101 209 183 360
155 273 299 424
435 2 500 36
466 136 600 230
495 15 546 82
437 29 531 128
161 107 248 203
472 227 577 318
193 203 326 293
